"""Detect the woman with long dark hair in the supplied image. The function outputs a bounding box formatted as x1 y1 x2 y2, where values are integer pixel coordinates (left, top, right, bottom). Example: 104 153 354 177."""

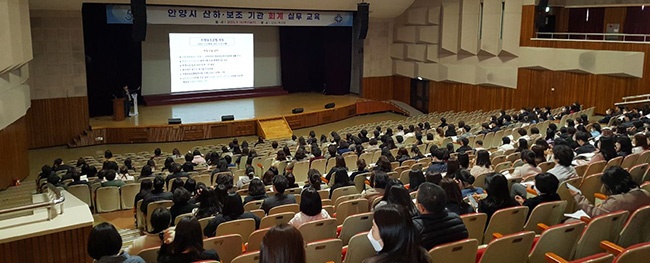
477 173 518 222
260 224 306 263
158 217 219 263
375 184 418 217
589 136 617 163
329 169 353 199
364 204 430 263
439 177 474 216
204 193 260 237
511 149 542 179
470 150 493 177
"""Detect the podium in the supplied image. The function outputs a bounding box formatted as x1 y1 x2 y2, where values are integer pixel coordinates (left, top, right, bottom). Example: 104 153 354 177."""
113 98 125 121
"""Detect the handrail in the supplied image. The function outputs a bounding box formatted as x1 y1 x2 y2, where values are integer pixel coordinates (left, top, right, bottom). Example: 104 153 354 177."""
0 183 65 220
622 94 650 101
534 32 650 43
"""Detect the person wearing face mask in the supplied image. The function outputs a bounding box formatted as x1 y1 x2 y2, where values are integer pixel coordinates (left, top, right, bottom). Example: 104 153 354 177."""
513 173 561 217
364 204 431 263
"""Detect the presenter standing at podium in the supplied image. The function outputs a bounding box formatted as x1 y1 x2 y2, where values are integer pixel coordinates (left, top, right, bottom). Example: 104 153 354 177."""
122 85 140 117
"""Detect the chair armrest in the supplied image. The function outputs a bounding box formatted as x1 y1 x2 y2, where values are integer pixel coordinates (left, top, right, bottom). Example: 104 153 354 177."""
594 193 607 200
600 241 623 255
545 252 569 263
537 223 550 232
580 216 591 223
492 233 503 239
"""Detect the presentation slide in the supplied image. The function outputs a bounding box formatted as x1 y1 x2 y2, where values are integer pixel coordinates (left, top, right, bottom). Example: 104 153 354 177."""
169 33 254 93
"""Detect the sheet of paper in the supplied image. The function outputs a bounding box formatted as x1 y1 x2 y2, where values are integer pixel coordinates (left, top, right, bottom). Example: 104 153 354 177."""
564 210 590 219
566 183 582 195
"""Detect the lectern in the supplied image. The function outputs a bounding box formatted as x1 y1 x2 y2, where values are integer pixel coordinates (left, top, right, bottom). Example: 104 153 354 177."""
113 98 125 121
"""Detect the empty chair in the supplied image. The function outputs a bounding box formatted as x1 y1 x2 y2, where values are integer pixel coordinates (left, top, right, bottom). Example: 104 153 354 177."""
119 183 140 209
494 162 512 173
558 178 582 213
353 173 368 194
344 154 358 171
203 234 243 263
335 199 370 225
473 173 489 190
618 205 650 248
628 164 648 185
95 186 121 213
460 213 487 243
330 186 357 202
538 162 556 173
246 228 269 252
637 151 650 166
579 173 604 204
244 200 264 212
478 231 535 263
524 201 568 234
259 212 295 229
305 239 343 263
574 164 588 178
67 184 91 207
232 251 260 263
136 200 145 230
573 210 630 259
343 232 376 263
334 194 362 209
293 161 310 184
620 153 639 171
604 156 624 171
174 212 194 226
482 206 529 244
528 221 586 263
199 216 215 236
545 253 613 263
601 241 650 263
137 247 159 263
268 203 299 215
492 155 507 166
339 212 373 245
310 158 327 174
428 239 478 263
584 161 607 178
298 218 337 243
216 218 256 243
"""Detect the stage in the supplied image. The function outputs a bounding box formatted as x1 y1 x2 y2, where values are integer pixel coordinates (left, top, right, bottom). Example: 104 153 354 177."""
72 93 408 147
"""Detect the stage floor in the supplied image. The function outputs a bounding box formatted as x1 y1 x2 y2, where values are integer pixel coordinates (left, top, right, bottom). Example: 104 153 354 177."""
90 93 363 128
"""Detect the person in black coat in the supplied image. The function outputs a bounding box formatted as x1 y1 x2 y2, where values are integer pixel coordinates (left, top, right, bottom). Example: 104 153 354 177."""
515 173 561 217
204 193 260 237
412 182 469 250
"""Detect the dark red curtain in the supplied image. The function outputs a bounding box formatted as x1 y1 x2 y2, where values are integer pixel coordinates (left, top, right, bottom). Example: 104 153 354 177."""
279 27 352 95
624 7 650 34
568 8 605 39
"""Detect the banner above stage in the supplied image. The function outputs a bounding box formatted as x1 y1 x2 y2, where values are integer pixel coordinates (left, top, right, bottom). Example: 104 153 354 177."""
106 5 354 27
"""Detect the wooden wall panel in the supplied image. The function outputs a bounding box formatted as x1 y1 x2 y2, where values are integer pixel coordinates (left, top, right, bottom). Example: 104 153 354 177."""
25 97 89 148
554 7 570 33
0 117 29 189
603 7 627 33
0 225 92 263
362 76 394 101
392 75 411 105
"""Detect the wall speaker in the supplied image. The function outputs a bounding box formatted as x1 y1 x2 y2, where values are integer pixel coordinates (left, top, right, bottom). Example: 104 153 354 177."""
357 3 369 39
292 108 304 114
221 115 235 121
131 0 147 41
168 118 181 124
325 103 335 109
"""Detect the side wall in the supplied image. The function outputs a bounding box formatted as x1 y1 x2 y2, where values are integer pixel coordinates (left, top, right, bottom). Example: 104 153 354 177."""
25 10 89 148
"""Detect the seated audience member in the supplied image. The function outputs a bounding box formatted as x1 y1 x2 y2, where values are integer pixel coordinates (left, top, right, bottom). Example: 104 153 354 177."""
170 187 198 225
309 146 325 163
439 178 474 216
515 139 529 153
244 178 268 204
374 156 392 173
498 137 514 152
170 178 185 194
366 204 431 263
191 150 206 165
53 158 73 172
68 171 89 187
457 153 470 170
286 172 300 188
570 166 650 217
513 173 560 217
349 159 369 182
303 169 323 191
166 163 189 187
426 148 449 174
329 169 353 199
236 166 257 189
81 165 98 179
457 170 484 198
470 150 493 177
261 175 297 214
39 165 54 180
158 217 219 263
632 133 649 154
363 171 389 208
574 131 596 154
126 208 171 255
547 145 577 182
141 176 173 214
204 193 260 237
88 222 145 263
260 224 306 263
102 170 125 188
396 147 410 163
478 173 518 222
183 178 196 197
408 169 426 192
194 186 220 219
139 165 153 178
517 128 530 141
588 135 618 164
134 179 153 220
325 155 348 185
288 187 331 228
413 182 469 250
375 183 418 216
181 153 195 173
455 137 472 153
616 136 633 157
118 165 135 181
511 150 542 179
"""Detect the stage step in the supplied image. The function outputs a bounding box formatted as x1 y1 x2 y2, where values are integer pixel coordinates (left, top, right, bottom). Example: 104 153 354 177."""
257 118 293 140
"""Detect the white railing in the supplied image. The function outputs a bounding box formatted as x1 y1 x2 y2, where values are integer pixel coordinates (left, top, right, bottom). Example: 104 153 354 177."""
534 32 650 43
0 184 65 221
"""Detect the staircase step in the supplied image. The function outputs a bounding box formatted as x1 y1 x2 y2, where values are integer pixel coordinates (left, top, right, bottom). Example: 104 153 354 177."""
257 118 293 140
